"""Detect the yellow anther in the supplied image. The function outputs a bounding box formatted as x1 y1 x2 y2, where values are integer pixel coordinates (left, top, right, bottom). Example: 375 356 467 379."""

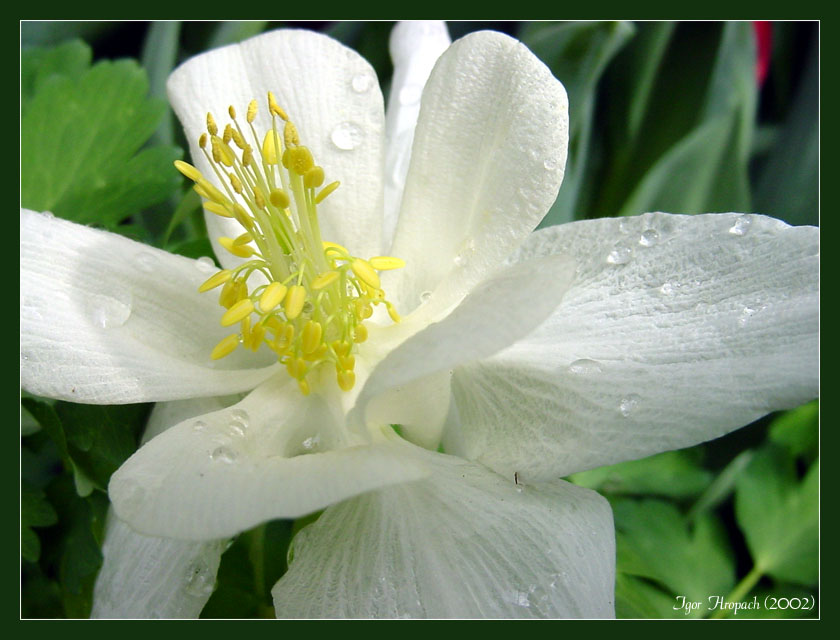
233 278 249 303
269 188 290 209
337 369 356 392
284 285 306 320
206 112 218 136
354 299 373 320
332 340 351 357
259 282 287 312
233 204 254 230
351 259 380 289
284 120 299 147
197 178 227 204
254 188 266 210
386 302 401 323
261 130 279 164
287 146 314 175
199 133 208 149
211 334 241 360
369 256 406 271
174 160 203 182
229 173 243 194
233 232 253 247
315 181 340 204
304 166 325 189
302 321 323 354
249 323 266 351
211 136 235 167
221 298 254 327
204 201 233 218
228 105 236 119
338 354 355 371
268 92 289 120
240 315 252 349
219 278 237 308
304 344 328 361
198 269 231 293
223 124 233 143
286 356 306 379
247 99 258 123
354 323 368 343
219 236 256 258
298 379 311 395
242 147 254 166
322 240 349 255
231 129 247 150
311 270 340 290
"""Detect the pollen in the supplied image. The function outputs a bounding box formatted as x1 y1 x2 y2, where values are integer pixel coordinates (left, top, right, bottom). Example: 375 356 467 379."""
176 93 406 394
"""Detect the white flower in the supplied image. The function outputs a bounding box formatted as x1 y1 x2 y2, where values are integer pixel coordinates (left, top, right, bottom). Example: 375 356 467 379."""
20 22 818 619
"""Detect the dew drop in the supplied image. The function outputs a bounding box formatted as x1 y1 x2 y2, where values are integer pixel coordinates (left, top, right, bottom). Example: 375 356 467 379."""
606 244 633 265
42 211 55 219
453 254 467 268
195 256 216 274
543 157 558 171
116 480 147 514
86 291 133 329
639 229 660 247
351 73 374 93
659 282 677 296
619 394 641 417
330 121 364 151
398 84 422 106
568 359 602 375
183 560 215 597
729 215 752 236
135 251 158 273
191 420 207 433
738 304 765 327
419 290 432 304
301 434 321 452
227 409 249 436
210 446 238 463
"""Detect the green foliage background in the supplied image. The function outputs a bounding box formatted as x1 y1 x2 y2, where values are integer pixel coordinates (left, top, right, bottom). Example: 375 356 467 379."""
20 21 819 619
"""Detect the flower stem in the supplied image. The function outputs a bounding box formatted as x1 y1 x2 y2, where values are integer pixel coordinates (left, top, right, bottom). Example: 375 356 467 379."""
708 565 764 619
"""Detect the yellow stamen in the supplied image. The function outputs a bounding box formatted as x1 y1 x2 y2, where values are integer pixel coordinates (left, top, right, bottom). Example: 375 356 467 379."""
221 298 254 326
304 166 325 188
247 100 257 123
354 324 368 343
315 181 340 204
206 112 218 136
369 256 406 270
198 269 231 293
284 285 306 320
204 201 233 218
259 282 287 312
174 160 202 182
269 188 290 209
302 321 323 354
311 271 340 290
211 334 240 360
262 130 279 165
219 237 256 258
337 369 355 392
351 259 380 289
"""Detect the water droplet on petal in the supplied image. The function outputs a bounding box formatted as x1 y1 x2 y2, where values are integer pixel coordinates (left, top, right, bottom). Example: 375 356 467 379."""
639 229 660 247
419 290 432 304
116 480 147 514
729 215 752 236
195 256 216 274
738 304 766 327
543 157 558 171
191 420 207 433
135 251 158 273
42 211 55 219
606 244 633 265
184 560 215 597
301 434 321 452
659 282 676 296
568 359 602 375
210 446 238 463
227 409 249 436
398 84 422 106
87 291 133 328
330 121 363 151
351 73 373 93
619 394 641 417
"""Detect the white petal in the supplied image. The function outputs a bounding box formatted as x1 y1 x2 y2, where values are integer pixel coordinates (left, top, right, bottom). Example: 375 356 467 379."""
272 444 614 618
167 29 386 263
444 213 819 480
386 30 568 313
142 395 242 444
20 210 277 404
92 513 226 618
384 21 450 248
110 376 430 540
351 253 576 446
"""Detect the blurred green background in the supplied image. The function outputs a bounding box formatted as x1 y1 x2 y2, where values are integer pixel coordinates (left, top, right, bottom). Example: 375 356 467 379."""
20 21 819 619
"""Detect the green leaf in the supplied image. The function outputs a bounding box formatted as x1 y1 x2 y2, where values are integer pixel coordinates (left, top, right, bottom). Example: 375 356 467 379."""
768 401 818 460
141 21 182 147
21 39 91 111
615 573 682 619
21 47 182 227
687 449 754 522
21 483 58 563
615 499 735 613
209 21 270 48
522 21 634 227
570 449 712 498
735 447 818 585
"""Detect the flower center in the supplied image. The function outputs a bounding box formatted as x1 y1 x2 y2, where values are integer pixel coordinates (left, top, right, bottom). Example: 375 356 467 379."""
175 93 403 395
